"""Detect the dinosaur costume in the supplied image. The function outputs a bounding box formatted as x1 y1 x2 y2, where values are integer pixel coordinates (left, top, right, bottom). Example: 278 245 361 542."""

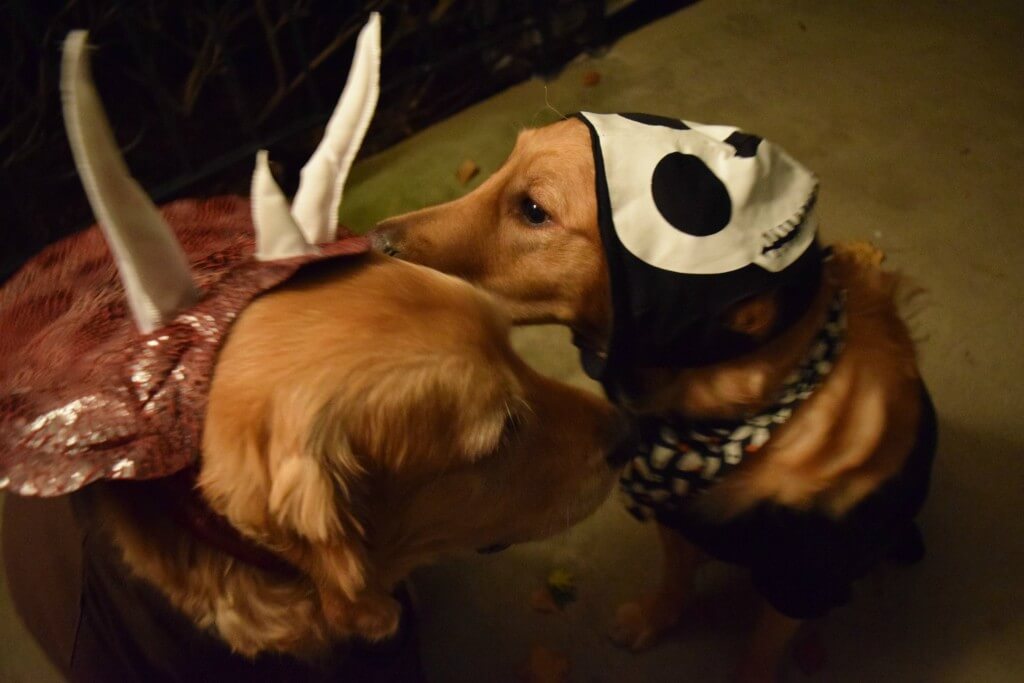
2 15 423 680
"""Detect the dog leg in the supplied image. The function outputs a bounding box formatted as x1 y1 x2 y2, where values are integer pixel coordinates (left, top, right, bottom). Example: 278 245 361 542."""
734 601 801 683
317 584 402 642
609 523 699 650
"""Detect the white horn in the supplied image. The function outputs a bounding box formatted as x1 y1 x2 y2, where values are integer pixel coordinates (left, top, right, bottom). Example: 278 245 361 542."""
252 150 317 261
61 31 198 334
291 12 381 244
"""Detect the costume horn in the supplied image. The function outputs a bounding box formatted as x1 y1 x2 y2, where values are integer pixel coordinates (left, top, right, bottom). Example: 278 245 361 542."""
252 150 317 260
62 31 198 333
290 12 381 244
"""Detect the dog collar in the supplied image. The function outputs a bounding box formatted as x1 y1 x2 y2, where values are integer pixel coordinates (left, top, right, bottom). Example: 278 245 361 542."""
620 289 847 520
575 112 823 395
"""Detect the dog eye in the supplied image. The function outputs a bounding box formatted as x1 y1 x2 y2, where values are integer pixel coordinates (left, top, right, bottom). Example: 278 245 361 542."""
519 197 550 226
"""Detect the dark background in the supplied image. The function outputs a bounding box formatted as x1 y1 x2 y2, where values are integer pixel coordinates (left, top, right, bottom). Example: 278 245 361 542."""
0 0 695 284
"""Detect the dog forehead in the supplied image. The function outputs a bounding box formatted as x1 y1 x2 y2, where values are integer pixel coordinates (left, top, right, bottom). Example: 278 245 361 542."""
514 119 590 161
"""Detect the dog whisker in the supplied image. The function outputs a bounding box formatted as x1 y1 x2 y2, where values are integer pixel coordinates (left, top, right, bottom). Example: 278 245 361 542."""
543 84 567 121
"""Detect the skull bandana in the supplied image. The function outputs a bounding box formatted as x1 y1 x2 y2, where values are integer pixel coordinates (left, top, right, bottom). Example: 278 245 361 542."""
575 113 825 395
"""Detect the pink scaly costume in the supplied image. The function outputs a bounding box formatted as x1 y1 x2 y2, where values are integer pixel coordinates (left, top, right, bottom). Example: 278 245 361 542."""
1 19 379 498
0 15 424 681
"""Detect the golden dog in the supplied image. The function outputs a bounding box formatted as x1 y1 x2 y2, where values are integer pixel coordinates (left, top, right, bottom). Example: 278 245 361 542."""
116 251 625 651
3 27 629 676
373 117 934 682
4 251 627 676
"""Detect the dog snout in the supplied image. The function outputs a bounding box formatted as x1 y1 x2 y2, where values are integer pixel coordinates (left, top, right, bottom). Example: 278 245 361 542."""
605 410 640 469
370 221 403 257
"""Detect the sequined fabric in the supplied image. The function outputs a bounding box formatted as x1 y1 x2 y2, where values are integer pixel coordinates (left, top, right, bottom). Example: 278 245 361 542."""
0 196 369 497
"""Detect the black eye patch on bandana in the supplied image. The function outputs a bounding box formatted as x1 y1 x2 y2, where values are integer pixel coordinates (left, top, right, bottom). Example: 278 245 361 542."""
723 131 763 158
652 152 732 237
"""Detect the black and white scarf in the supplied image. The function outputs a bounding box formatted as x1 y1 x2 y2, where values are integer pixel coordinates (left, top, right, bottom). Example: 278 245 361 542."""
620 290 847 520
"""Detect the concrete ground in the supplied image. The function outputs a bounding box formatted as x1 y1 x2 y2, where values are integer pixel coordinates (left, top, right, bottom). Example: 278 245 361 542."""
2 0 1022 680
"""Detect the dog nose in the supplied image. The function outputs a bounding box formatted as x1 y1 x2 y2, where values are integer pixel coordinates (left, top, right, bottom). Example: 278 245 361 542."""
605 411 639 469
369 222 401 257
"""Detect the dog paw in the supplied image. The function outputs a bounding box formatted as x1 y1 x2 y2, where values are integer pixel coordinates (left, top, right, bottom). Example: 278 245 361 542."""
321 590 401 642
351 595 402 642
608 600 680 651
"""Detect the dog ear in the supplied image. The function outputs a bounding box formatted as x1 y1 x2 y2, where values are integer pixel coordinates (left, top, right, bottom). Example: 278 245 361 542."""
265 389 364 544
259 388 412 641
259 387 375 601
724 292 779 340
341 352 516 472
201 382 375 610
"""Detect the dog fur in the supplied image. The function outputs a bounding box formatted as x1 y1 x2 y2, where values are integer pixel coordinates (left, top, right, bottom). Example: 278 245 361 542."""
74 251 622 659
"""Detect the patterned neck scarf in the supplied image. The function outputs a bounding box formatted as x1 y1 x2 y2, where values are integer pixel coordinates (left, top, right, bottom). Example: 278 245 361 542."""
620 290 847 520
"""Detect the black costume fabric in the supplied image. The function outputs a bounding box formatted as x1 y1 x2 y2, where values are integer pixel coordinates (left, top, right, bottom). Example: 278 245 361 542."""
651 384 937 620
2 494 424 682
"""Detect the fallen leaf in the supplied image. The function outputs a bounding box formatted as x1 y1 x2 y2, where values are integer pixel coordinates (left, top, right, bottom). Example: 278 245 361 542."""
456 159 479 185
520 645 570 683
546 568 577 608
582 70 601 87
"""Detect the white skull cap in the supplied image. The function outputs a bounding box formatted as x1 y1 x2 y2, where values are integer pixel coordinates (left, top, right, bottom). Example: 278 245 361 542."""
575 112 824 385
579 112 818 275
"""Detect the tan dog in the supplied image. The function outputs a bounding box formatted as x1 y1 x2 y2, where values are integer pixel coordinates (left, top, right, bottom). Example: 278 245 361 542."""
2 26 629 676
373 118 934 682
129 251 624 647
4 251 627 677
